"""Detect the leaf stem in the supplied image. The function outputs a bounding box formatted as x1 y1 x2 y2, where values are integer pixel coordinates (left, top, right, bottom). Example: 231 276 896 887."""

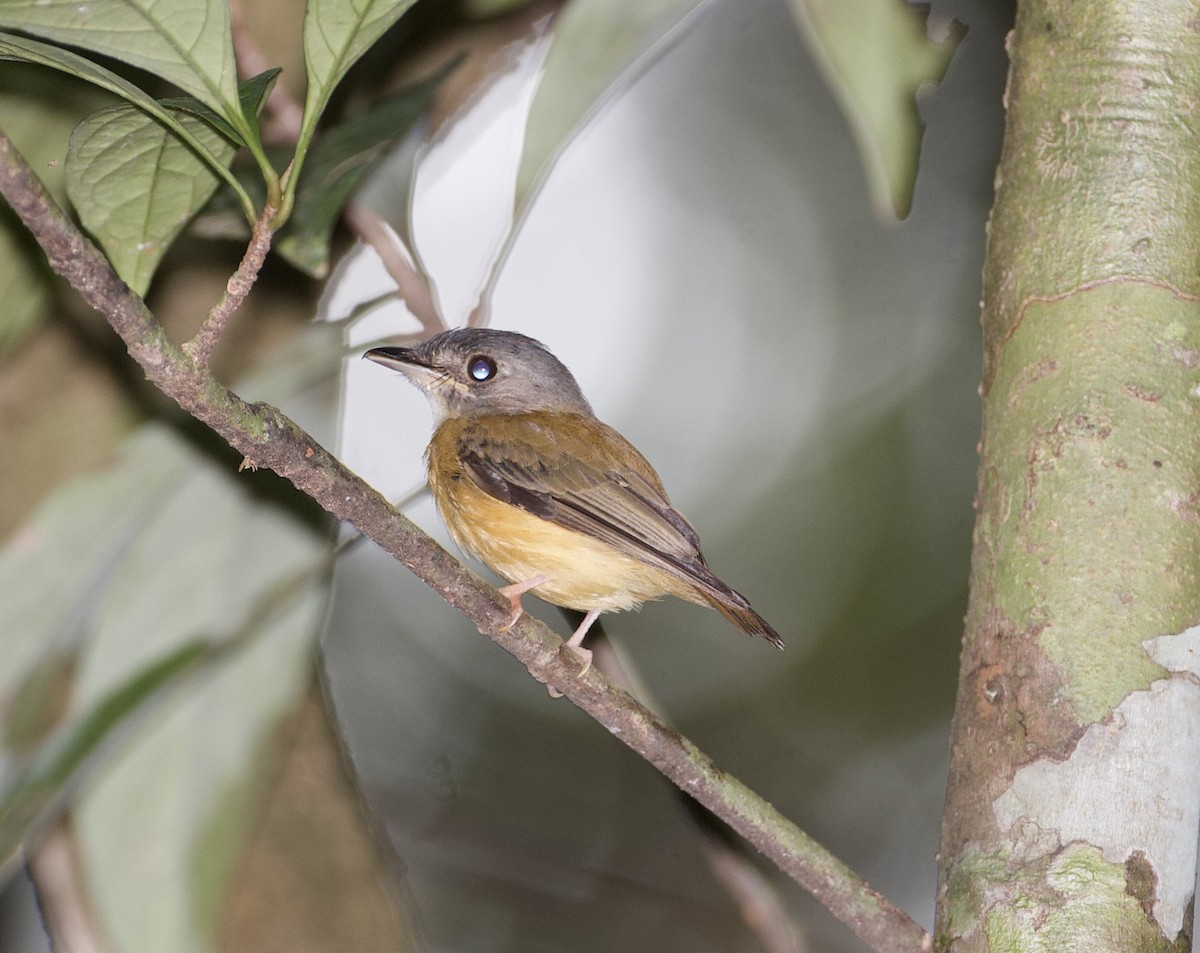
343 202 444 335
279 109 318 226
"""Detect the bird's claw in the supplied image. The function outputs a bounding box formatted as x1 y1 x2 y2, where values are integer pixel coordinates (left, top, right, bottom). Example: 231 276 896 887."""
495 575 551 631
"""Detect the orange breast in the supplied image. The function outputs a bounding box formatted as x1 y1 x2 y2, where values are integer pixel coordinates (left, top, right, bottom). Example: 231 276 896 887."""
425 418 693 613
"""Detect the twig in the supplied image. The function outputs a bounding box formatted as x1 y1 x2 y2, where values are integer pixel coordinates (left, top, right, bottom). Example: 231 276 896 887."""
27 825 108 953
0 129 930 953
183 206 275 367
704 833 808 953
343 201 445 336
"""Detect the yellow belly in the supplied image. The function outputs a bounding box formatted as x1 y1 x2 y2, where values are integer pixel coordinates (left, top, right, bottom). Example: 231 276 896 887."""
426 427 693 613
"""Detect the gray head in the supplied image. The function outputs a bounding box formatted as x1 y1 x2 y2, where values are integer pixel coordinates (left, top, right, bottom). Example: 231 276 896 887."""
364 328 593 422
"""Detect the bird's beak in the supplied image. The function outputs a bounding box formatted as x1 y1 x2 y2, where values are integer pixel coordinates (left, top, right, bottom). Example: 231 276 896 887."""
364 346 439 388
364 346 422 370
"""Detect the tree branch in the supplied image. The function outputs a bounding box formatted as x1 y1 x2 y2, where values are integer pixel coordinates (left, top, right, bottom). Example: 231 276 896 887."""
183 206 275 367
0 129 930 953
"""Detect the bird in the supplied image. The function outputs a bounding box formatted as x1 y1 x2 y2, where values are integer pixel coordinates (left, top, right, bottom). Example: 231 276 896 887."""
364 328 783 670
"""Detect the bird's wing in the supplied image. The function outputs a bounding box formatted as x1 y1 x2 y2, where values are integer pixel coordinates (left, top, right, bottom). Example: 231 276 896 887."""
457 415 764 623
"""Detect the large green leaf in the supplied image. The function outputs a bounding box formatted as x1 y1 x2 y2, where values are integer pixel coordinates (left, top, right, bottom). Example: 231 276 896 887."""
0 640 212 877
301 0 419 122
0 428 196 869
0 415 330 945
66 103 237 295
73 487 324 953
787 0 961 219
277 68 447 277
0 32 254 219
0 0 240 118
0 428 186 707
515 0 711 213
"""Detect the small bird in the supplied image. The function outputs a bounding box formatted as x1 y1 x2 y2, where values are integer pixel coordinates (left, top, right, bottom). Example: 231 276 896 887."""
365 328 783 668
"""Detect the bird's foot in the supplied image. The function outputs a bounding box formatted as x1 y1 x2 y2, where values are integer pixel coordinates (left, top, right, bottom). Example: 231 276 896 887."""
495 575 551 631
563 618 596 678
547 609 602 697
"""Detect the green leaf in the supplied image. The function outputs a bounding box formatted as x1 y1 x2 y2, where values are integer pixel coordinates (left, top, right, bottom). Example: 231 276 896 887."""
301 0 419 122
160 68 283 148
277 67 447 277
787 0 961 219
235 66 283 145
0 32 255 220
70 455 326 953
0 641 212 876
289 0 420 220
515 0 710 213
0 429 183 708
66 103 237 295
0 0 240 118
0 420 329 939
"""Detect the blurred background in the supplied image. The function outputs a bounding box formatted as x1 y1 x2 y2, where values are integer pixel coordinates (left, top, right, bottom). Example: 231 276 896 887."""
0 0 1012 950
333 0 1010 947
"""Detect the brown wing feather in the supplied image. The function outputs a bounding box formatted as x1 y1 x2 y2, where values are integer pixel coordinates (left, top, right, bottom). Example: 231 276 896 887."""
458 414 783 648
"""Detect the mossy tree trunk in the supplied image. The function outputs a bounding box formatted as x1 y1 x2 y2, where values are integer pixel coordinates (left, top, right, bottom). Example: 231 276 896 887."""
936 2 1200 950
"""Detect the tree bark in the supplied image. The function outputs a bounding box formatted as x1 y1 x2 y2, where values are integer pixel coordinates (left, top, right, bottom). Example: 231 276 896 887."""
937 2 1200 950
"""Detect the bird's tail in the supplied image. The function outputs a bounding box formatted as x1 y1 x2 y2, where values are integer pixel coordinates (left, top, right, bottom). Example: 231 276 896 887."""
706 592 785 650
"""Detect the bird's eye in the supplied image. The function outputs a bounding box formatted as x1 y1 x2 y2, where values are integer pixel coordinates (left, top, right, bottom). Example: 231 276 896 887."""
468 355 497 382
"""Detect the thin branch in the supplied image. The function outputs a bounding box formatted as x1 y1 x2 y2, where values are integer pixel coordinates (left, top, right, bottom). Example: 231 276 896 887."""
0 130 930 953
28 825 108 953
343 201 445 336
183 207 275 367
704 833 808 953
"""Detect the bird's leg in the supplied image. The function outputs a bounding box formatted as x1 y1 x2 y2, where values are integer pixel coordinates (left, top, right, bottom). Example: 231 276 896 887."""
495 575 551 631
562 609 600 675
546 609 601 699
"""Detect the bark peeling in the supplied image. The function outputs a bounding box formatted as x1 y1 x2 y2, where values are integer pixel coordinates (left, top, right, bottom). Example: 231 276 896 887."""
993 626 1200 936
